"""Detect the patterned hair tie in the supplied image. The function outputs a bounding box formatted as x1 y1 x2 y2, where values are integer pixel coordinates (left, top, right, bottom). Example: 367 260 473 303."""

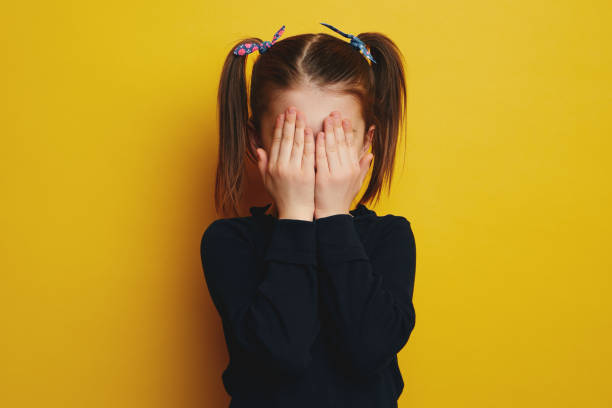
319 22 377 64
233 25 286 56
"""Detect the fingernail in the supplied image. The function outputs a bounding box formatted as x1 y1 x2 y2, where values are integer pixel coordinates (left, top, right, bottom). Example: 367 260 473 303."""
289 107 296 114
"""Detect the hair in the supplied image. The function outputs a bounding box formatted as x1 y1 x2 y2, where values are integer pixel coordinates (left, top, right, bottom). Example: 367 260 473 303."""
214 29 407 217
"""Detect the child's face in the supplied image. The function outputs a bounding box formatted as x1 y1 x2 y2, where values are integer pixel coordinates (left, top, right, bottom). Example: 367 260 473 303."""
251 86 375 163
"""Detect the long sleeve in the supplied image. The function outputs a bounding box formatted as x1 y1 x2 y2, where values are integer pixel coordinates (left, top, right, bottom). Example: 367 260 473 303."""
314 214 416 380
200 218 320 378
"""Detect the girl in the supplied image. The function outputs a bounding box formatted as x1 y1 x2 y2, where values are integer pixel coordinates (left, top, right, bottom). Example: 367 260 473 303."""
201 23 416 408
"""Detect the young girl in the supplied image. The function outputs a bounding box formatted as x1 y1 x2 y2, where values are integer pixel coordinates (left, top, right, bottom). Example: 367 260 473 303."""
201 23 416 408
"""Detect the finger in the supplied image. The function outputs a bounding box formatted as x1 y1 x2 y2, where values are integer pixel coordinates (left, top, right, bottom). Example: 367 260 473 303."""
302 127 315 173
269 113 284 168
323 117 340 172
331 113 349 167
290 110 306 167
278 106 297 165
315 131 329 176
342 117 358 163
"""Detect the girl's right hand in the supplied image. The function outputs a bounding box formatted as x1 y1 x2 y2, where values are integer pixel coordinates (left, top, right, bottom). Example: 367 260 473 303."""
256 106 316 221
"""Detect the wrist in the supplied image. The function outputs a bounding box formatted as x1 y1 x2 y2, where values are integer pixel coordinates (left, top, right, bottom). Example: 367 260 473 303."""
314 210 351 220
276 203 314 221
278 212 314 221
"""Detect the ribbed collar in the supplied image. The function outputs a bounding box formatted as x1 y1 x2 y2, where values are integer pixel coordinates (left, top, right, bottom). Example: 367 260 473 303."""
248 202 376 219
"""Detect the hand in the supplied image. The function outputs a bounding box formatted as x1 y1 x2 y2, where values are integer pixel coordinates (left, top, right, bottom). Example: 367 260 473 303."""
255 106 316 221
314 111 373 220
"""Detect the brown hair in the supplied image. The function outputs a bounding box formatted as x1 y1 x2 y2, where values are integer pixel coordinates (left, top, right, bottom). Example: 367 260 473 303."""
214 29 407 217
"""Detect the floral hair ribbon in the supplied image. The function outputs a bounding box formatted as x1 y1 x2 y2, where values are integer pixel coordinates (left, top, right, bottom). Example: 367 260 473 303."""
319 22 377 64
233 25 286 56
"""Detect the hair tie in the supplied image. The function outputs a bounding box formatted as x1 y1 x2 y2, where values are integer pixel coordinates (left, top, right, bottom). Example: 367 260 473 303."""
319 22 377 64
233 25 286 56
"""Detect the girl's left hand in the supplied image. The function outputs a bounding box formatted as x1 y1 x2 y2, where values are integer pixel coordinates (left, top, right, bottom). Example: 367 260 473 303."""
314 111 374 220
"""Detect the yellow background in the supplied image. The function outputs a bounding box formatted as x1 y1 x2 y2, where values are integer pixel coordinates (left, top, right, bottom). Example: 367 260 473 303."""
2 1 611 407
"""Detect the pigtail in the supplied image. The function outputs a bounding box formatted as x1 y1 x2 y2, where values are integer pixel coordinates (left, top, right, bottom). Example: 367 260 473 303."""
355 32 408 206
215 37 262 217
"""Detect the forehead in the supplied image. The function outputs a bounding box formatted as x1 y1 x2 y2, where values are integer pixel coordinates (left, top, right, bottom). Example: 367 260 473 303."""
267 86 364 126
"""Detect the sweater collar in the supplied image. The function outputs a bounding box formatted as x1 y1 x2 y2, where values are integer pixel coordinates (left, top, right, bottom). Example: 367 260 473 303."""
249 202 376 218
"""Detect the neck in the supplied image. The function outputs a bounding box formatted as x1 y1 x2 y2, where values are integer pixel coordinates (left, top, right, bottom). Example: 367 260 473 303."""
267 202 354 218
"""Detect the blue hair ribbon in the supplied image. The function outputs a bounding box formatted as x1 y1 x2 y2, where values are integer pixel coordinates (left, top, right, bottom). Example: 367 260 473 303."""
320 22 377 64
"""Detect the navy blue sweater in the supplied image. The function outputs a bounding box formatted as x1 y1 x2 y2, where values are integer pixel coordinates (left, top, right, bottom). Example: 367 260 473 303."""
200 202 416 407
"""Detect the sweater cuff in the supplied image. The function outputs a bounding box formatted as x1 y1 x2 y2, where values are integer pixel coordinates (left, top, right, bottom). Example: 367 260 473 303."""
315 214 369 265
263 219 317 265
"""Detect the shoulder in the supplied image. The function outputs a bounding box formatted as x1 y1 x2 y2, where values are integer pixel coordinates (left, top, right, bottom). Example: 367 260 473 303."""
376 213 413 235
374 213 415 249
381 213 412 227
199 216 260 283
367 214 416 274
354 204 412 232
200 216 255 254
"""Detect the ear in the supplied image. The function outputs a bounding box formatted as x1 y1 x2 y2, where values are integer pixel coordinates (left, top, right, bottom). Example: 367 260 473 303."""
247 117 260 156
361 125 375 155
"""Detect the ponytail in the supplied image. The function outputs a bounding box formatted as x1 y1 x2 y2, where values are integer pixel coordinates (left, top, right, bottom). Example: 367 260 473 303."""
215 37 262 217
355 33 408 205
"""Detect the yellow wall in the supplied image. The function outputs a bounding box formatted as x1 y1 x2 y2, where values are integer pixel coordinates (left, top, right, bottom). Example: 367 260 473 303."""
2 1 611 407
